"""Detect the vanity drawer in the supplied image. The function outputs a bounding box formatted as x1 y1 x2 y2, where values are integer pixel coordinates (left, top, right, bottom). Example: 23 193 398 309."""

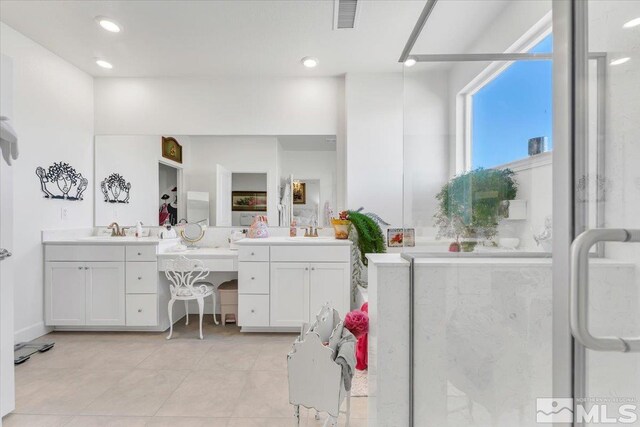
270 245 350 263
45 245 125 262
238 294 269 327
126 294 158 326
238 246 269 262
238 262 270 294
126 245 157 262
126 262 158 294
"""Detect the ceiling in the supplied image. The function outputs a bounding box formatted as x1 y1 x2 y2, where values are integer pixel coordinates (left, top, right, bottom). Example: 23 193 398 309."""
0 0 517 78
278 135 336 152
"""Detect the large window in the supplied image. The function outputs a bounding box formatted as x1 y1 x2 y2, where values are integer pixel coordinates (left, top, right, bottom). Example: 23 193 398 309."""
471 35 553 169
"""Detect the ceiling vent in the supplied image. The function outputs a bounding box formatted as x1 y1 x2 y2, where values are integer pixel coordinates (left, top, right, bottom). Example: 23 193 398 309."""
334 0 359 30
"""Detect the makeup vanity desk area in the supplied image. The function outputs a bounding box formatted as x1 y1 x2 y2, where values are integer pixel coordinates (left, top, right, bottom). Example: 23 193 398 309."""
43 235 351 333
43 236 237 332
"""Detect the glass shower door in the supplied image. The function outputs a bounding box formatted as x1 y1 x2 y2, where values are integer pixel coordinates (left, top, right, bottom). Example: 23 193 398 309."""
402 1 556 424
571 1 640 425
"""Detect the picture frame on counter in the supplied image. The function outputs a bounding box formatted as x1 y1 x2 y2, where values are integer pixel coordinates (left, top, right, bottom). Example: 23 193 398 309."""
387 228 415 247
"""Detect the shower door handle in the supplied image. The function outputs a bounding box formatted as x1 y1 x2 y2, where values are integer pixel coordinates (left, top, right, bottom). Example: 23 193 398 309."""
570 228 640 352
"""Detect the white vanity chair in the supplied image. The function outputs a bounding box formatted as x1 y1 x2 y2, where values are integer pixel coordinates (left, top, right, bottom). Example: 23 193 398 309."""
164 255 217 340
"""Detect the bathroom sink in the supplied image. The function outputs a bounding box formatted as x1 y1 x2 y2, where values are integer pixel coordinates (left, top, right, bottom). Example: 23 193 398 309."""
78 236 145 242
286 236 332 241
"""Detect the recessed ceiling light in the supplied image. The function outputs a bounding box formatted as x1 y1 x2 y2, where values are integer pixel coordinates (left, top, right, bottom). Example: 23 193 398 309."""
623 17 640 28
610 57 630 66
301 57 319 68
95 16 121 33
404 58 417 67
96 59 113 69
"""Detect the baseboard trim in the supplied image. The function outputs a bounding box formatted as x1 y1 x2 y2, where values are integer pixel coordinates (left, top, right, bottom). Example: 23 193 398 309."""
14 321 52 343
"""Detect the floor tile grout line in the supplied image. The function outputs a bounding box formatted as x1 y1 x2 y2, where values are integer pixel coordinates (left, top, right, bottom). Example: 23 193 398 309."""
149 369 193 417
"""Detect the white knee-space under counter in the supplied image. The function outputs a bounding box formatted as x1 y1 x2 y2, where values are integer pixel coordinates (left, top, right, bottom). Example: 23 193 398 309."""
42 230 351 333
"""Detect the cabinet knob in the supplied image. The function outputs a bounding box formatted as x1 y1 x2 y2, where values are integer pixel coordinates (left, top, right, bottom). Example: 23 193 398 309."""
85 267 89 270
311 267 315 271
138 276 142 280
251 252 255 256
138 309 142 313
137 252 142 256
78 266 83 270
251 309 255 313
251 276 255 280
305 267 309 271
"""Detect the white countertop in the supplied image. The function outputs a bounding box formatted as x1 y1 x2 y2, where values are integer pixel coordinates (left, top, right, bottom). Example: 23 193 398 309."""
366 252 633 267
235 236 352 246
42 236 179 245
158 247 237 258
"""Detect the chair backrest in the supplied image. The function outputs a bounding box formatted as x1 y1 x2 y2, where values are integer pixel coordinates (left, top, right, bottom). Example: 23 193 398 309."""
164 256 210 297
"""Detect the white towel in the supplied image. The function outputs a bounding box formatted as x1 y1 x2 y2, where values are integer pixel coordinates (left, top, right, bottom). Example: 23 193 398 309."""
0 116 19 165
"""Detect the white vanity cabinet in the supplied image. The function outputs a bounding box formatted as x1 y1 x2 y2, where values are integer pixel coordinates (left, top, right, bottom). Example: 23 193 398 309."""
85 262 126 325
45 258 125 326
236 238 351 331
44 243 159 328
270 262 310 327
270 262 350 327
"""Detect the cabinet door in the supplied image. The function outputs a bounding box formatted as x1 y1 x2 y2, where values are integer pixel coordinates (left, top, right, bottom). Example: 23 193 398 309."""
45 262 86 326
270 262 309 327
86 262 125 326
309 263 350 321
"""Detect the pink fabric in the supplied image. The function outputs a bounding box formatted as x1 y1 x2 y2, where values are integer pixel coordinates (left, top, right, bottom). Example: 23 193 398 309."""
356 302 369 370
159 204 170 225
344 310 368 339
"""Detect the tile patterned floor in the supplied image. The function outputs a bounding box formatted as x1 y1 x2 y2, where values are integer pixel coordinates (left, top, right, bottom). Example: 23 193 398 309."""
3 317 367 427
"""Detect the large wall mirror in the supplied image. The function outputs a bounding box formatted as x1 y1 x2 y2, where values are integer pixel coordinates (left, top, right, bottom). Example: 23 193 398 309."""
94 135 337 228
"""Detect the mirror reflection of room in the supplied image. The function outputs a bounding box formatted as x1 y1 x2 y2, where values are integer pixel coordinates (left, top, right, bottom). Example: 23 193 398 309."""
292 179 320 227
158 163 178 226
231 173 267 226
94 134 338 230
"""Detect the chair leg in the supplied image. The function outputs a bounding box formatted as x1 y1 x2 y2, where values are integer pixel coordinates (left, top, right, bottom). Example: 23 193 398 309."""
197 297 204 339
184 300 189 325
166 298 176 340
212 291 219 325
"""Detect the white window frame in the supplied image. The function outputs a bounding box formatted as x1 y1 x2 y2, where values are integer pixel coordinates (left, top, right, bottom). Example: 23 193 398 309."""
455 13 553 174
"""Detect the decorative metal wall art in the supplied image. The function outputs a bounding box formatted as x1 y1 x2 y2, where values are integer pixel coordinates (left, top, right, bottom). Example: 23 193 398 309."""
35 162 87 200
101 173 131 203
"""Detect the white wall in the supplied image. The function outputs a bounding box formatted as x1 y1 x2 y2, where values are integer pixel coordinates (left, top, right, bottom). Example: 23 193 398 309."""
345 73 404 226
402 69 450 237
94 77 340 136
186 136 279 226
1 22 94 341
279 150 337 226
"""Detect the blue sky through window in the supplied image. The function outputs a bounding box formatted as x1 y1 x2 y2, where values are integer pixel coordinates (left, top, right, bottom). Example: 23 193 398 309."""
471 34 553 168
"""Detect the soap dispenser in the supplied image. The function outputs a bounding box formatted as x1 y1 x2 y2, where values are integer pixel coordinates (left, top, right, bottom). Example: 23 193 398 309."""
135 221 143 238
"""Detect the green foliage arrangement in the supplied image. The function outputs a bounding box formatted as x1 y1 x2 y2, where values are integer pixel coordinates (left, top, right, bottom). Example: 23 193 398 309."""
346 210 386 265
434 168 518 242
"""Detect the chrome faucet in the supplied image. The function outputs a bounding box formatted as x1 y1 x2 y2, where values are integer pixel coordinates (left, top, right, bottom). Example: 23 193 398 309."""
108 222 128 237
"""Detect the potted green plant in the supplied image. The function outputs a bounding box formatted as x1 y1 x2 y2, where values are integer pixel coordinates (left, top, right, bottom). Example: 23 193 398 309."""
336 210 386 264
434 168 518 252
